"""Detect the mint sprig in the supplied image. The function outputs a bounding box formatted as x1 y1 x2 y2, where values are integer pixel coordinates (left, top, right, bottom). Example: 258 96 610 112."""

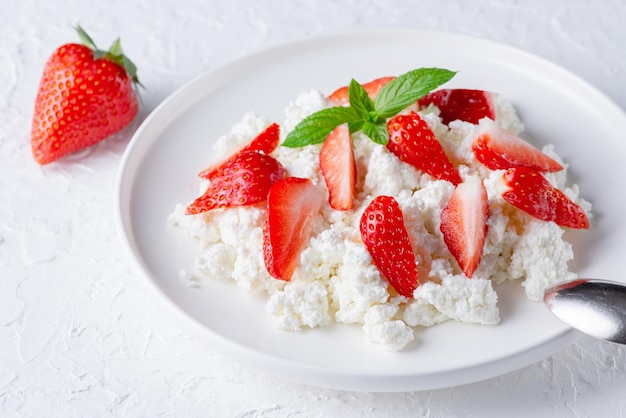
282 67 456 148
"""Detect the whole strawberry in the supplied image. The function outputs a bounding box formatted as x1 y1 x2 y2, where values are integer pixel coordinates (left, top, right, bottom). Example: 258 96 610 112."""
31 26 140 164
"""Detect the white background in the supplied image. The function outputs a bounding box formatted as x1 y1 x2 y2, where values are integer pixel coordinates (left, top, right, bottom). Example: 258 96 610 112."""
2 0 626 416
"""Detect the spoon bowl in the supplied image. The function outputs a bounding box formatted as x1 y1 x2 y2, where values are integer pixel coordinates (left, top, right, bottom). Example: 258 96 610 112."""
544 279 626 345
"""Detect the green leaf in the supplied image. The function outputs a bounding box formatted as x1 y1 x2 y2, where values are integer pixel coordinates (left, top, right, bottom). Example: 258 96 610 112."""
92 50 107 60
76 25 109 61
282 106 361 148
108 38 122 57
375 68 456 118
348 119 364 133
362 121 389 145
348 79 375 119
78 27 142 89
75 25 97 50
121 55 141 85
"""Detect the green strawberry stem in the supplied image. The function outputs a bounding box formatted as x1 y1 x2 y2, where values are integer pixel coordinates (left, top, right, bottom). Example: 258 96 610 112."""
76 24 142 88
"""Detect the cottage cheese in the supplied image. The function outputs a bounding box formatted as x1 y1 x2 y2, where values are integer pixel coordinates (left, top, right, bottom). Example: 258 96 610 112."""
169 88 591 351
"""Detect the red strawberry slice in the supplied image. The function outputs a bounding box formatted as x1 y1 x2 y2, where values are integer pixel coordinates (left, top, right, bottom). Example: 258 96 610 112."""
198 123 280 180
263 177 325 281
319 123 356 210
472 118 563 172
327 76 395 106
198 123 280 179
418 89 496 125
359 196 419 298
186 151 286 215
440 176 489 278
499 167 589 229
387 112 461 185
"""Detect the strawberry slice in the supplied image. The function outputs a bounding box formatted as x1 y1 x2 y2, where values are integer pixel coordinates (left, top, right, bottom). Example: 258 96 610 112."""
472 118 563 172
440 176 489 278
198 122 280 179
499 167 589 229
319 123 356 210
186 151 286 215
418 89 496 125
359 196 419 298
263 177 325 281
387 112 461 185
327 76 395 106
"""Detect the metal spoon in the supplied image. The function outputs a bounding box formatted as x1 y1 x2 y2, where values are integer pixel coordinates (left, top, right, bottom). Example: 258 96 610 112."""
544 279 626 345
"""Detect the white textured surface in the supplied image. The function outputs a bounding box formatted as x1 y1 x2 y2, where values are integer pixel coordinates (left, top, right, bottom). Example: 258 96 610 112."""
1 0 625 416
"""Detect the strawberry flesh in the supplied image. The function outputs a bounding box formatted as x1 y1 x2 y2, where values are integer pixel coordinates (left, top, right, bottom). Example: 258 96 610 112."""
440 176 489 278
418 89 496 125
263 177 325 281
186 151 286 215
472 118 563 172
327 76 395 106
319 123 356 210
387 112 461 185
359 196 419 298
500 167 589 229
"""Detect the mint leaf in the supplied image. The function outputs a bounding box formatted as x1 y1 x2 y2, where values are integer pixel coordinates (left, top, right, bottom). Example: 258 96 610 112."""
375 68 456 118
348 119 364 133
362 121 389 145
348 79 375 119
282 106 361 147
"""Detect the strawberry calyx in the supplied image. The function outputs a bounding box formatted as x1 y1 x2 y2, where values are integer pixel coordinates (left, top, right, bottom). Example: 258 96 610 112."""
76 25 141 88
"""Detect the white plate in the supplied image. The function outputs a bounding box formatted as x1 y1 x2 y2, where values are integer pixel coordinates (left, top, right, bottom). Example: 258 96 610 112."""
115 29 626 392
